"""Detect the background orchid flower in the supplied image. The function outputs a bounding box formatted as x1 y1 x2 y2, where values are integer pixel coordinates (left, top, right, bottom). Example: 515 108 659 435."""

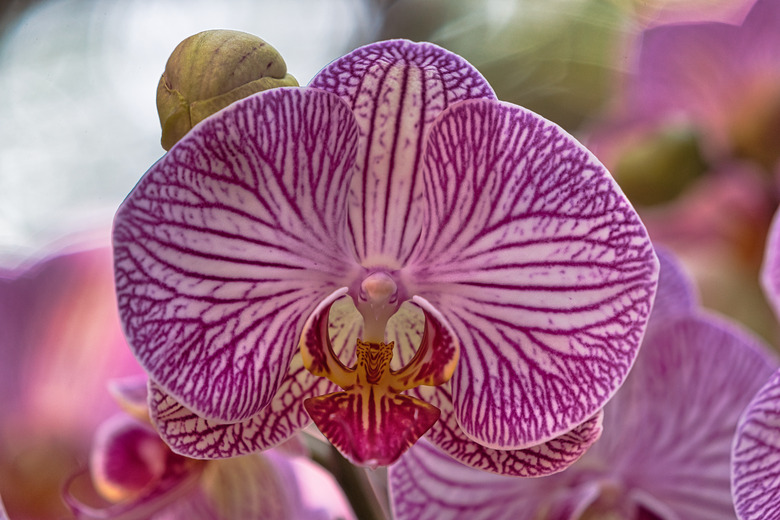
732 206 780 519
113 38 659 470
583 0 780 345
65 376 354 520
390 249 777 520
0 243 142 520
731 368 780 520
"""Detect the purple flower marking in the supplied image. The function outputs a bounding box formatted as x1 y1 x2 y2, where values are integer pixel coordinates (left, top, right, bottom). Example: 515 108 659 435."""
732 369 780 520
390 249 776 519
113 39 658 469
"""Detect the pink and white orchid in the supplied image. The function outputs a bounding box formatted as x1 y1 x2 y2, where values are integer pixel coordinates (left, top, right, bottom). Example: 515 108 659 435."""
390 249 776 519
113 39 659 471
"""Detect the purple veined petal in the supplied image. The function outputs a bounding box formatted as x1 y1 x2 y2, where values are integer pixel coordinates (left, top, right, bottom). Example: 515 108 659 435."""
412 384 603 477
761 206 780 320
407 98 659 449
309 39 496 266
113 87 361 423
149 353 337 459
389 438 601 520
732 368 780 520
592 313 775 520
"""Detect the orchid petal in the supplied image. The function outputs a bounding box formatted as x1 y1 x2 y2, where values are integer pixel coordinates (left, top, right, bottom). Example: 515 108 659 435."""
593 314 774 520
732 368 780 520
389 439 601 520
65 467 203 520
413 384 603 476
194 453 299 520
408 98 658 449
761 207 780 320
149 354 336 459
89 414 195 503
649 247 697 323
631 18 741 140
309 39 495 266
113 87 360 423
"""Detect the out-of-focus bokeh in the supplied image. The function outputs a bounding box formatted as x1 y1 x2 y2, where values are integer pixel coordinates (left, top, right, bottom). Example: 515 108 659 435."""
1 0 778 517
0 0 375 264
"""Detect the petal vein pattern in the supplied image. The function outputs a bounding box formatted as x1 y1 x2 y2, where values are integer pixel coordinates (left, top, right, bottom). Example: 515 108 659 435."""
113 88 359 423
732 369 780 520
310 40 496 265
149 355 337 459
408 99 658 449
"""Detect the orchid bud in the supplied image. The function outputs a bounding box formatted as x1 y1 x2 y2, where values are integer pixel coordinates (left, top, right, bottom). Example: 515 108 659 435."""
156 29 298 150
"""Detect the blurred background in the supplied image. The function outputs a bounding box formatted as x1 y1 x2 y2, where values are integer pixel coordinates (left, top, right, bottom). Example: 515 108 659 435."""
1 0 777 518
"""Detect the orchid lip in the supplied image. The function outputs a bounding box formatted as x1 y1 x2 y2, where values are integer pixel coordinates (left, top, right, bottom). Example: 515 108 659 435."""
300 283 459 466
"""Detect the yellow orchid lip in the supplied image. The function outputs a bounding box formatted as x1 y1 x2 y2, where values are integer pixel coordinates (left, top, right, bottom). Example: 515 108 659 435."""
300 284 459 467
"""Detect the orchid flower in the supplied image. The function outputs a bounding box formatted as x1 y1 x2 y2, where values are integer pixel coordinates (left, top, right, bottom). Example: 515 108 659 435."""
0 244 142 519
390 249 776 519
113 38 659 471
731 207 780 519
65 376 353 520
590 0 780 171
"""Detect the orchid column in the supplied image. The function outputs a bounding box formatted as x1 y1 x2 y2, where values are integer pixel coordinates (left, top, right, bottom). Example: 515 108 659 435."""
113 37 659 472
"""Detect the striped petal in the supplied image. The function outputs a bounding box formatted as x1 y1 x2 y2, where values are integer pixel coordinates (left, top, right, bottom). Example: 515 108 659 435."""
149 353 335 459
407 98 658 449
389 439 601 520
732 368 780 520
414 384 603 477
593 314 775 520
113 87 360 423
309 39 495 266
389 256 775 519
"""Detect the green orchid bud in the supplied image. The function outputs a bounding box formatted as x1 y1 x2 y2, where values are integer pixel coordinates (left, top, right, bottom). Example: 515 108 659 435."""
156 29 298 150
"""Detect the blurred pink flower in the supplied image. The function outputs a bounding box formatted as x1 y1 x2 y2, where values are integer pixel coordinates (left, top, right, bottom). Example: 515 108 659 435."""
591 0 780 169
0 244 142 519
64 377 354 520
